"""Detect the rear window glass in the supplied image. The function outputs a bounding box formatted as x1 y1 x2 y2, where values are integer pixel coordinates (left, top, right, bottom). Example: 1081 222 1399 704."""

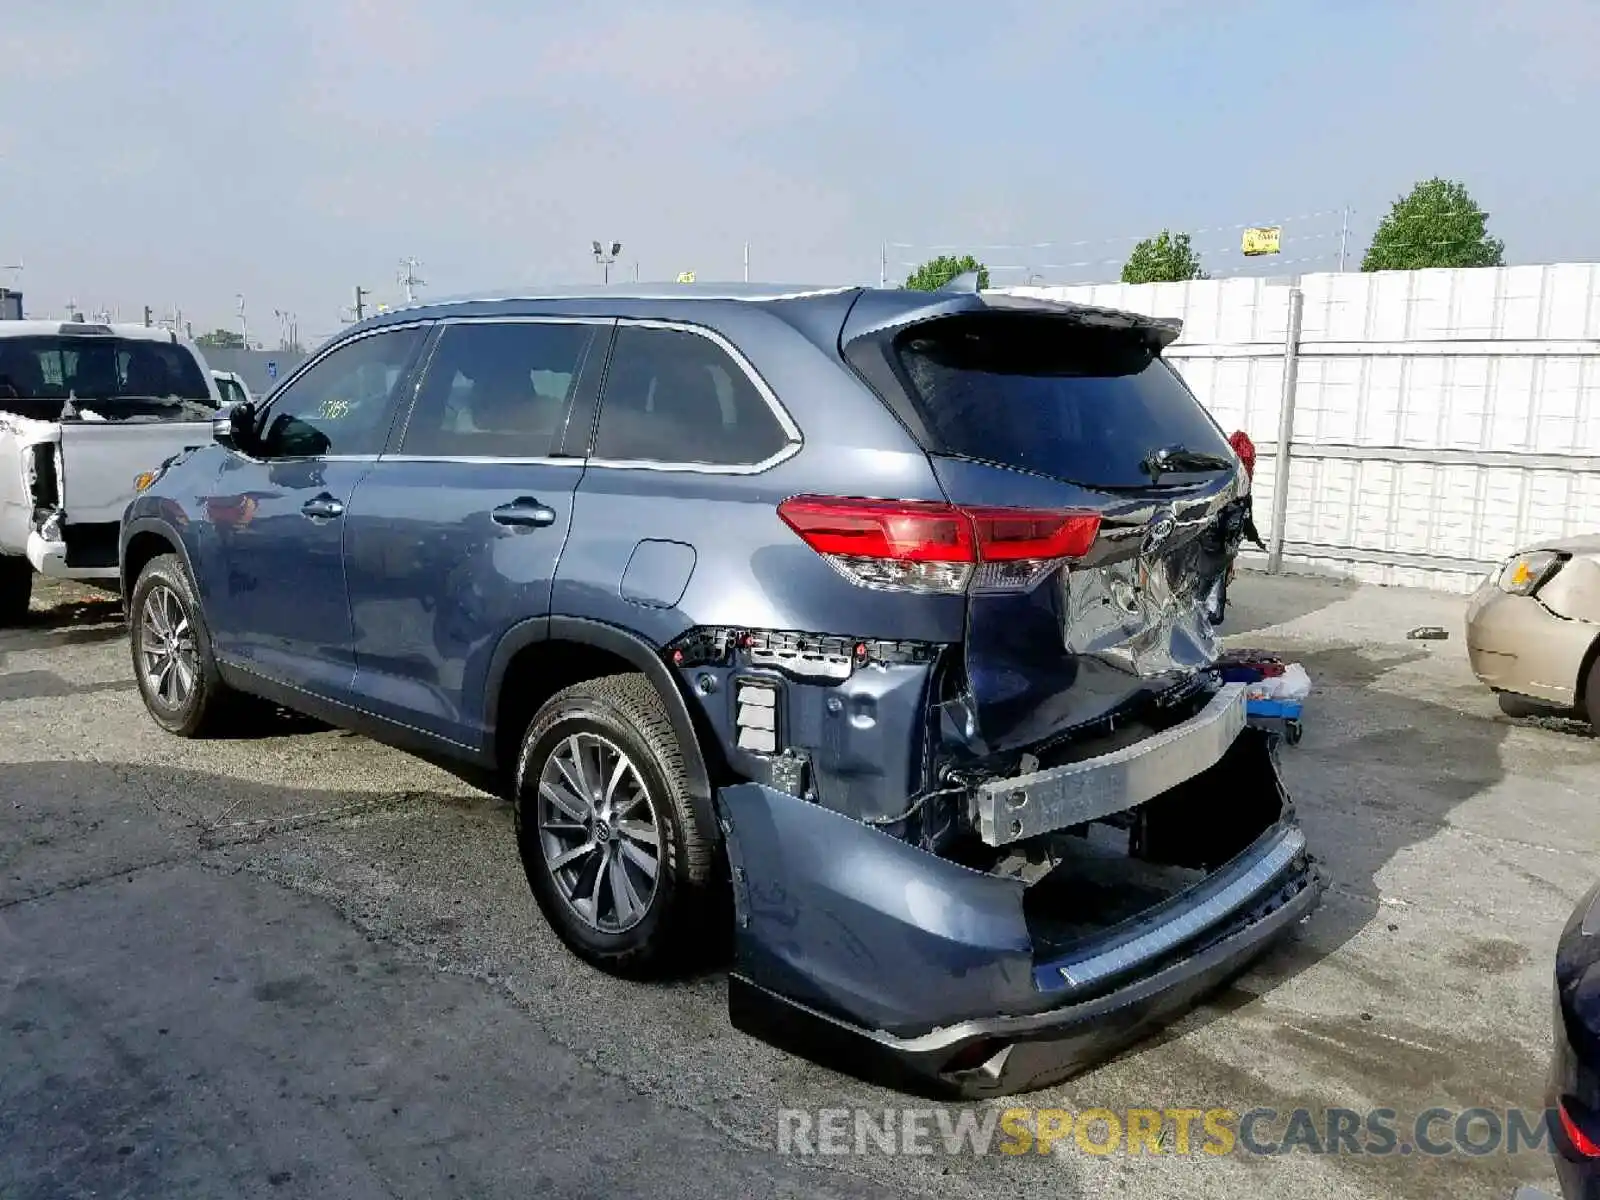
0 335 215 421
891 315 1233 489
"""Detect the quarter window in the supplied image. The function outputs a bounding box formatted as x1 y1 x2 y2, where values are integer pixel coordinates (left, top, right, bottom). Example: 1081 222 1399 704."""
256 327 425 458
401 321 595 459
592 326 790 466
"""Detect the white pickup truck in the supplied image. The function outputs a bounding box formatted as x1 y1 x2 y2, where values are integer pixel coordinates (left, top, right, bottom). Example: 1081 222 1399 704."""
0 321 223 623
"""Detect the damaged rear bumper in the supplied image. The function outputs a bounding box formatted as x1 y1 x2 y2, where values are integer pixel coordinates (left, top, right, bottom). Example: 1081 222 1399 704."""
717 726 1324 1098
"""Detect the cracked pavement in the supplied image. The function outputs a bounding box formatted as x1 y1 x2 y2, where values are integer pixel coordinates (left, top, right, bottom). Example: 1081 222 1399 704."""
2 573 1596 1198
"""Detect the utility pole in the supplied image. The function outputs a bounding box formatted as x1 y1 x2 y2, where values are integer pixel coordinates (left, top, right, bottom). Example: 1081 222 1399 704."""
352 285 369 322
397 257 425 304
236 294 248 349
879 243 887 288
743 241 750 283
1337 206 1352 272
144 305 153 327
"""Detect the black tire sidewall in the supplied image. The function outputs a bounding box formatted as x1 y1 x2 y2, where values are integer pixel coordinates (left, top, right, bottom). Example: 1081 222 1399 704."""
128 556 220 736
0 557 32 626
514 698 686 970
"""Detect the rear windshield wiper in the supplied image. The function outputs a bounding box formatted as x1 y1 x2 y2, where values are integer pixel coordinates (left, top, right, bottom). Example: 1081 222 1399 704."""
1139 444 1234 484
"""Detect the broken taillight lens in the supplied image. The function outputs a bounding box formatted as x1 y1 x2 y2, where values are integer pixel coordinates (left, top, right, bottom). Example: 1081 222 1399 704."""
1229 430 1256 479
777 495 1100 595
1561 1099 1600 1159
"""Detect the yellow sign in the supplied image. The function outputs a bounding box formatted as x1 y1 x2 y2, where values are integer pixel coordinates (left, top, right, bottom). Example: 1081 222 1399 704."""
1241 227 1281 256
676 271 696 283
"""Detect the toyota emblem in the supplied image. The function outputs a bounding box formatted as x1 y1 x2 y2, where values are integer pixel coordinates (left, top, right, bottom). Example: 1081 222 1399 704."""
1142 511 1176 555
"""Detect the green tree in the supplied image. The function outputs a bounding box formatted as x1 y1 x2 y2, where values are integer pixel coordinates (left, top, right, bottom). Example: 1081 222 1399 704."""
195 328 246 349
904 254 990 291
1121 231 1208 284
1361 177 1504 271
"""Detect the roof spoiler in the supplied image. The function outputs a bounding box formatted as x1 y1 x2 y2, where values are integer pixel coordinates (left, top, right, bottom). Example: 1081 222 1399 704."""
841 288 1183 350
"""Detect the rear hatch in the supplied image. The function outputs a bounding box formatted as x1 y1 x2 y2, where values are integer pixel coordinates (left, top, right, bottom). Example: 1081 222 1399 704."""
840 295 1249 756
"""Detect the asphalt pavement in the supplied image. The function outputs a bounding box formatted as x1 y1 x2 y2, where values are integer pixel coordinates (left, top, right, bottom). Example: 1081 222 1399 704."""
3 571 1595 1199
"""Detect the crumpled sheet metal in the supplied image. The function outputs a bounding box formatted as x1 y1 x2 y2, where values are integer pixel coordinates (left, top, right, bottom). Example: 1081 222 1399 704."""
1062 549 1220 679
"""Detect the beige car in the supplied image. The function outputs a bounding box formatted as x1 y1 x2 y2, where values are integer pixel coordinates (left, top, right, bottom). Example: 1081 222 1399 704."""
1466 534 1600 731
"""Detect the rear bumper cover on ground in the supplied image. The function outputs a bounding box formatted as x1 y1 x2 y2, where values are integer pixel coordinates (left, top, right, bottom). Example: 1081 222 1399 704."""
717 731 1325 1098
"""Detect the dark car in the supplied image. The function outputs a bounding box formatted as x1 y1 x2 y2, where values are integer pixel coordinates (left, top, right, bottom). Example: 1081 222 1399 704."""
1544 882 1600 1197
120 280 1323 1096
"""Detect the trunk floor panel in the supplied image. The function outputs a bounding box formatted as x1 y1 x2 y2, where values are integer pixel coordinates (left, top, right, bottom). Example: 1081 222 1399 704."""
1021 829 1208 954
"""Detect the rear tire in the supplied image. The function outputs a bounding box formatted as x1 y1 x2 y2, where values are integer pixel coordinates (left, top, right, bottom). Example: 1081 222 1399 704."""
0 556 32 627
1585 656 1600 738
128 554 246 737
513 672 719 979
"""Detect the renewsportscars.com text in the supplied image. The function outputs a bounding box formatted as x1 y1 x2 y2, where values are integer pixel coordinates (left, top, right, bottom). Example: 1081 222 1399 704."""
776 1106 1556 1158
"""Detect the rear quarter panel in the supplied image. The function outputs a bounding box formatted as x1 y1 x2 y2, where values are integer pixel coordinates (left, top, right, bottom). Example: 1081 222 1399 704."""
553 303 967 645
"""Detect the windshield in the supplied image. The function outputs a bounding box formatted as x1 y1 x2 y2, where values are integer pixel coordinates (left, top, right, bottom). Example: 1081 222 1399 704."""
0 335 215 420
891 314 1235 490
215 376 248 405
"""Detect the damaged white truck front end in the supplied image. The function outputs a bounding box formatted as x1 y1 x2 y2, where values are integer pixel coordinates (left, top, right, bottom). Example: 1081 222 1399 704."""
0 322 220 623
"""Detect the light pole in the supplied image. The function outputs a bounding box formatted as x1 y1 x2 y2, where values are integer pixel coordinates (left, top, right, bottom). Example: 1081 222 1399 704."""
274 309 299 351
592 240 622 284
236 293 248 349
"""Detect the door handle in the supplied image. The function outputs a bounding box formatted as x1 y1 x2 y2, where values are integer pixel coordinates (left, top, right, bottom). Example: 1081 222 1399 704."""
491 497 558 528
301 495 344 520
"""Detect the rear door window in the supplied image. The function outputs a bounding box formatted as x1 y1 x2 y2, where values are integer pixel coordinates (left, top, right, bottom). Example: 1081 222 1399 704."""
591 325 792 467
400 320 596 458
890 314 1233 489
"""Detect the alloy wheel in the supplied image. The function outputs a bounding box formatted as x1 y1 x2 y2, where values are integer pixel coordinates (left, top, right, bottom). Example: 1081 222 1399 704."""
536 732 662 934
138 584 198 710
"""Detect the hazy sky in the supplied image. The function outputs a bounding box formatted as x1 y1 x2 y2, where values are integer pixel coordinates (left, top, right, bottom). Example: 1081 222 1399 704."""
3 0 1597 341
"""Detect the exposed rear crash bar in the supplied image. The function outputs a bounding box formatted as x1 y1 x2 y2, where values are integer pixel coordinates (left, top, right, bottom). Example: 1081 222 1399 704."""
970 682 1247 846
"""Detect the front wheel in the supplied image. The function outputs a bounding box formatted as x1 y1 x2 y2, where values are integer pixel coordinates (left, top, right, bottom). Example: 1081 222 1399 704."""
128 554 245 737
513 673 720 979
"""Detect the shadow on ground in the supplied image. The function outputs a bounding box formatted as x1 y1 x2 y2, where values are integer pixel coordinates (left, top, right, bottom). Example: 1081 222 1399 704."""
1221 570 1361 635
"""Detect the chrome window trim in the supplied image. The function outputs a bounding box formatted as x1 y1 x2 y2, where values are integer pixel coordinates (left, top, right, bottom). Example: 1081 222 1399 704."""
380 454 583 467
586 317 803 476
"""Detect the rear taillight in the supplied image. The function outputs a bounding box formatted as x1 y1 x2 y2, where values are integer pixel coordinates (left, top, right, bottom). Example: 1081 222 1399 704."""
777 495 1100 595
1561 1099 1600 1158
1229 431 1256 480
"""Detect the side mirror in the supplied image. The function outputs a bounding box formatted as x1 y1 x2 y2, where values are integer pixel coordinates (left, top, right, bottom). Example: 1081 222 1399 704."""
213 400 257 453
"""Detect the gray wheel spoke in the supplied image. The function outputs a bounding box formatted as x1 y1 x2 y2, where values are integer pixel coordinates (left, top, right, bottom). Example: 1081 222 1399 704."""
171 658 193 703
602 756 630 809
553 739 594 809
618 837 657 880
548 841 597 872
609 853 643 925
572 845 610 923
617 819 657 849
539 779 588 823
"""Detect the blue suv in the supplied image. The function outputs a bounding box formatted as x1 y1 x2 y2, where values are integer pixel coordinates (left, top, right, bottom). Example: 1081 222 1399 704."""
122 281 1322 1096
